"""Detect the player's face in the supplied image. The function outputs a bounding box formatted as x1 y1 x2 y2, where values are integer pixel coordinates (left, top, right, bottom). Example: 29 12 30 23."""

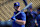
14 6 20 11
14 6 19 9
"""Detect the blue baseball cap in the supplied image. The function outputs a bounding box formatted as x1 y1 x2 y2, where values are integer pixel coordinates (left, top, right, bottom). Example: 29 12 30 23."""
37 9 40 11
14 2 20 6
37 7 40 11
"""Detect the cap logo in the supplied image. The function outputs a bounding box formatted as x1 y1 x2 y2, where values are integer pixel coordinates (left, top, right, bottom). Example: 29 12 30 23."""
16 3 18 5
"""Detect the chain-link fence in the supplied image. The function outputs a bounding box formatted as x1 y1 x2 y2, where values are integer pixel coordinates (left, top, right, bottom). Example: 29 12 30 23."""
0 0 40 27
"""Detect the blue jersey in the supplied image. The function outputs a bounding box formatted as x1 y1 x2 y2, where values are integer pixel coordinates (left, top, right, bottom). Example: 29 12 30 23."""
36 14 40 27
30 11 37 27
12 11 26 27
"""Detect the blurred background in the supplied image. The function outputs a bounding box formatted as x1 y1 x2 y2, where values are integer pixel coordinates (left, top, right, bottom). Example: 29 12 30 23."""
0 0 40 27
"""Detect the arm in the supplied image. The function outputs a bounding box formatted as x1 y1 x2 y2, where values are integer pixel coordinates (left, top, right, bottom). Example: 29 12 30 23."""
35 19 38 26
11 16 26 25
15 12 26 25
35 16 38 26
15 19 26 25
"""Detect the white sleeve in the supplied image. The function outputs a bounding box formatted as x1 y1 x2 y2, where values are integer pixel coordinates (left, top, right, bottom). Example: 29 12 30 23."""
35 19 37 23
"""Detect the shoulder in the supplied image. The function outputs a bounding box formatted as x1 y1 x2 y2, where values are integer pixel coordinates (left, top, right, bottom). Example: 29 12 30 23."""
13 12 16 15
20 12 26 16
21 12 25 14
38 14 40 17
14 11 16 13
33 11 37 14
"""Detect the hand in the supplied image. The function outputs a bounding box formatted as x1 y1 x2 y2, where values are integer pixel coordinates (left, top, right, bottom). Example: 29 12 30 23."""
11 16 15 20
36 23 38 26
11 16 16 21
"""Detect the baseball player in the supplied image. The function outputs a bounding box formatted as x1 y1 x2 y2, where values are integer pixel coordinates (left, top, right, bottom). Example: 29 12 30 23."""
25 5 37 27
29 6 37 27
23 0 37 27
11 2 26 27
